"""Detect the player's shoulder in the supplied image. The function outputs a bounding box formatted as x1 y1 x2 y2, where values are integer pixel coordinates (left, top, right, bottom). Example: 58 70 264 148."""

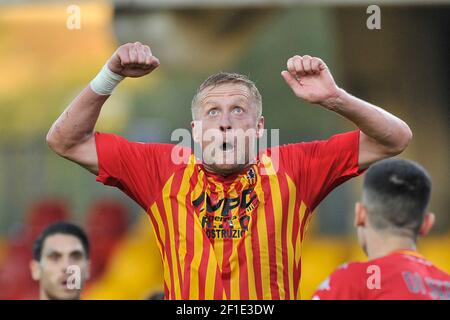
330 261 367 280
319 261 367 289
272 130 360 155
96 131 182 149
312 261 367 300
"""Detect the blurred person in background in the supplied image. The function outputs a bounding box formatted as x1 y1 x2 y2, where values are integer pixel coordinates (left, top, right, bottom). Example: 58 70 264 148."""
313 159 450 300
46 42 412 299
30 222 90 300
0 199 70 299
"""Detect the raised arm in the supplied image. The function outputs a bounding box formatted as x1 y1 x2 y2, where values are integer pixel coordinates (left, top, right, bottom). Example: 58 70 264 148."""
46 42 159 174
281 55 412 170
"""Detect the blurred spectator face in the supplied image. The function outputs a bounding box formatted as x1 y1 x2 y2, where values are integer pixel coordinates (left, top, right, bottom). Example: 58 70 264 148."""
30 234 89 300
192 82 264 175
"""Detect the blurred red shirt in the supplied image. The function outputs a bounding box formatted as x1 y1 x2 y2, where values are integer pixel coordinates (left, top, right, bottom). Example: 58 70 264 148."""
313 250 450 300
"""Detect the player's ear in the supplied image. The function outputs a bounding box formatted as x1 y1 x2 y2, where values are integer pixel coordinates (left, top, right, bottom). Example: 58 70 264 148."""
191 120 202 144
256 116 265 138
354 202 367 227
30 260 41 281
418 212 435 236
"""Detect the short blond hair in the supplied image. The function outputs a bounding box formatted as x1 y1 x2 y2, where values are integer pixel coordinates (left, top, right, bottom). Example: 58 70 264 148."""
191 72 262 120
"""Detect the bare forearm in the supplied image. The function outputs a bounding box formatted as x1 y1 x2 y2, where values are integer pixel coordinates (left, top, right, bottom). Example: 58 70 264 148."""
282 54 412 168
47 86 108 155
322 88 412 153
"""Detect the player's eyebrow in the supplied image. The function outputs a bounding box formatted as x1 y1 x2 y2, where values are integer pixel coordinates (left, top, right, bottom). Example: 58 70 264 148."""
204 96 248 107
69 249 85 259
45 249 62 256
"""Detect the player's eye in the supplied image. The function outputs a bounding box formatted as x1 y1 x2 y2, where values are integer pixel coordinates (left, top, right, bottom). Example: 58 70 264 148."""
70 251 84 261
208 109 219 117
48 252 61 261
232 106 243 114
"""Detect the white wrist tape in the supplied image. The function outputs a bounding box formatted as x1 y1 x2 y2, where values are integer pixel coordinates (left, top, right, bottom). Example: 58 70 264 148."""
89 64 125 95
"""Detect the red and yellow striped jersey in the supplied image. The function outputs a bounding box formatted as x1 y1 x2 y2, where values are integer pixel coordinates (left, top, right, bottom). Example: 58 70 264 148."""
95 130 363 299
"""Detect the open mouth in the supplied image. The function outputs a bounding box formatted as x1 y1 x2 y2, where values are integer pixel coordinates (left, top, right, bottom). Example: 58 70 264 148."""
61 279 68 287
220 142 234 152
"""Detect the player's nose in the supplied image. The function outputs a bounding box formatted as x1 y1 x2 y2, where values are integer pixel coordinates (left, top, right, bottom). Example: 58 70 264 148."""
219 113 232 132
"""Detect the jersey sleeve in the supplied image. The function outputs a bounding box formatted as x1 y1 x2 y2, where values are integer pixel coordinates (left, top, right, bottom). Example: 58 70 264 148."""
312 263 363 300
278 130 364 211
95 132 187 211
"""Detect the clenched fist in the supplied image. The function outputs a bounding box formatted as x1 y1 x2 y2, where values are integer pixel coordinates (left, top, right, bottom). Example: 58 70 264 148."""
107 42 160 78
281 55 341 107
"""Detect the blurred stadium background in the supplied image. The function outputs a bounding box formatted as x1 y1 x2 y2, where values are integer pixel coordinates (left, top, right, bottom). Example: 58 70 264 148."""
0 0 448 299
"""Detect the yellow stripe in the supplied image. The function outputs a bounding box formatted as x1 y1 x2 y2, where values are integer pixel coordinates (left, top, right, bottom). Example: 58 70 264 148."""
204 248 217 299
150 202 172 298
189 214 204 299
214 233 224 268
295 202 307 267
176 156 197 289
147 210 164 262
297 212 312 300
302 212 313 240
244 231 256 299
161 175 182 299
255 158 271 299
286 175 296 299
229 236 241 299
265 159 285 299
295 201 307 299
189 169 206 299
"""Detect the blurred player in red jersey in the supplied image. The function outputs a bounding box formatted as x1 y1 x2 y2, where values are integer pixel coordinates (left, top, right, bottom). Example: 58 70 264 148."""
313 159 450 300
46 42 413 299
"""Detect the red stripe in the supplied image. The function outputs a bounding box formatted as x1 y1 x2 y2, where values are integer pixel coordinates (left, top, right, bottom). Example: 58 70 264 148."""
156 198 176 299
198 235 211 299
214 265 224 299
260 173 280 299
208 181 218 248
182 167 199 299
221 238 232 299
278 173 291 299
147 213 165 261
170 168 185 297
250 179 263 299
163 281 169 300
237 238 249 299
220 179 240 299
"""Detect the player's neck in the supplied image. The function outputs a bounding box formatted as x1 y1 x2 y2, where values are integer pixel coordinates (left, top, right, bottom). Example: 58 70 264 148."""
202 163 253 177
367 231 417 260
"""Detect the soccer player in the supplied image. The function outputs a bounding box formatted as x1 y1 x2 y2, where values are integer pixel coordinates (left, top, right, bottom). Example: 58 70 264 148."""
46 42 412 299
30 222 90 300
312 159 450 300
